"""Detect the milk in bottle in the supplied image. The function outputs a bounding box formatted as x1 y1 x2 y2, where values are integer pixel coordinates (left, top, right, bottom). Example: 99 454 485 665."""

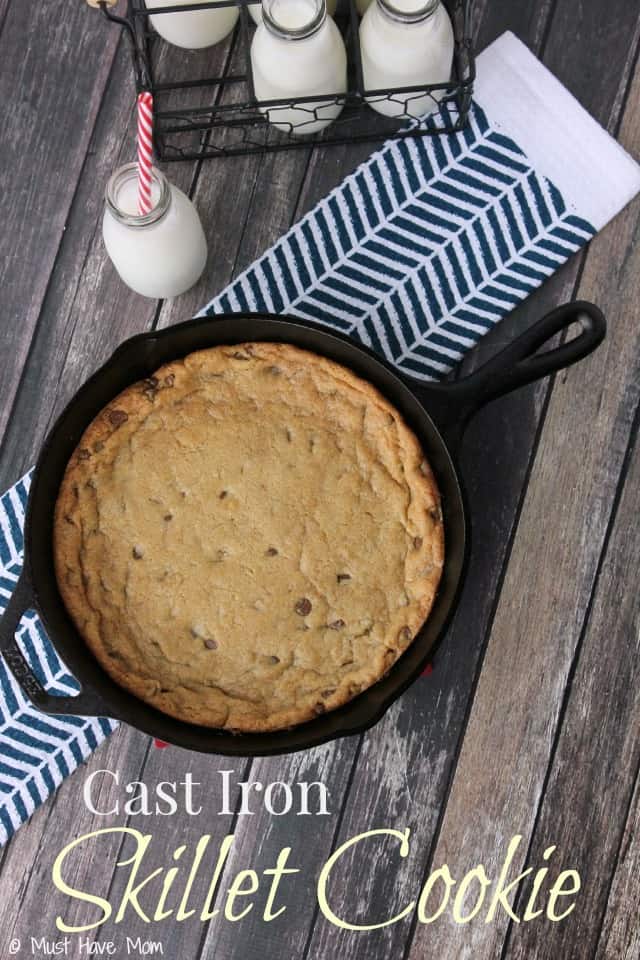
360 0 454 118
251 0 347 135
249 0 336 25
146 0 239 49
103 164 208 299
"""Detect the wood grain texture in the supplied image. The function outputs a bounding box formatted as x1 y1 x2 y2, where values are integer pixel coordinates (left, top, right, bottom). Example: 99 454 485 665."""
502 415 640 960
84 750 253 957
407 52 640 960
199 741 361 960
0 0 120 444
0 0 11 37
594 768 640 960
0 726 149 945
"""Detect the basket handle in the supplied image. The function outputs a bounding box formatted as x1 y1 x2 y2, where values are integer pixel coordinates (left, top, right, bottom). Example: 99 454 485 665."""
0 573 108 717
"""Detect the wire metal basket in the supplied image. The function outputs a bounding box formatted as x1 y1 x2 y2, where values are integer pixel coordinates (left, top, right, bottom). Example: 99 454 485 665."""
98 0 475 161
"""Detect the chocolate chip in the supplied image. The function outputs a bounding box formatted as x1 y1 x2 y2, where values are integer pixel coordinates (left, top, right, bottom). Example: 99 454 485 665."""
164 374 175 387
413 536 423 549
269 655 280 664
219 490 228 500
328 619 345 630
321 688 336 698
142 378 159 401
164 513 173 522
232 350 251 361
295 598 312 617
285 428 293 443
266 547 278 557
337 573 351 583
203 638 218 650
132 545 144 559
398 626 411 642
108 409 128 428
267 365 282 375
93 440 105 453
77 448 91 461
429 505 443 523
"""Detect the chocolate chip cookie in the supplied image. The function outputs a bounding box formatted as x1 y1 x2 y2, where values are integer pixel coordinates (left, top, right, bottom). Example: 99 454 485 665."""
53 342 444 732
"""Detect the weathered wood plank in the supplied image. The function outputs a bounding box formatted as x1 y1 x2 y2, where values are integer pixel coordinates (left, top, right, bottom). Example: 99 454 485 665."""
0 726 149 946
0 796 57 937
545 0 640 125
407 48 640 960
200 741 362 960
0 0 11 35
84 749 254 956
502 418 640 959
472 0 555 50
0 0 120 444
594 767 640 960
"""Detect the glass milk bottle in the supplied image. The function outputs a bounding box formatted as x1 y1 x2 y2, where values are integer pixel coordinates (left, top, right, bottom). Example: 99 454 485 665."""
360 0 454 118
251 0 347 135
248 0 336 25
146 0 239 49
103 163 208 299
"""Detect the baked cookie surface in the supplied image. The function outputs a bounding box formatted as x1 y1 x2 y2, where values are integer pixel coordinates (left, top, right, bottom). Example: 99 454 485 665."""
54 342 444 732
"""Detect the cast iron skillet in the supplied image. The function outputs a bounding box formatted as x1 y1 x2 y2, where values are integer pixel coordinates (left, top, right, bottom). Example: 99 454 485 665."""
0 303 605 756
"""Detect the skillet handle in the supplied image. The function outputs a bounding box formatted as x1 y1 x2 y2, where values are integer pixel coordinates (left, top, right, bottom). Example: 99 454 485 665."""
0 573 107 717
417 301 606 446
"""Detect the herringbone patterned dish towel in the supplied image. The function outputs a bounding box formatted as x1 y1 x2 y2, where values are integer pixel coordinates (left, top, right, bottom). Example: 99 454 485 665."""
1 32 639 845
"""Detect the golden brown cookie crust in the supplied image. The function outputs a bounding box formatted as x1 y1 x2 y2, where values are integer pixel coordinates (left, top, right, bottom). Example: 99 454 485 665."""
53 342 444 732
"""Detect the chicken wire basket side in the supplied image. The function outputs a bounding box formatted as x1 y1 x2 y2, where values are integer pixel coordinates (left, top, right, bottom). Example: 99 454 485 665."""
96 0 475 161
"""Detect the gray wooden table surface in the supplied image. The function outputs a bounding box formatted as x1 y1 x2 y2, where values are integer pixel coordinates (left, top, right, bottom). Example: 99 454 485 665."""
0 1 639 958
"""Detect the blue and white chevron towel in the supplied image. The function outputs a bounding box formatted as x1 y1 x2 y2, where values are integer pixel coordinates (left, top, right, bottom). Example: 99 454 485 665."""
1 32 639 845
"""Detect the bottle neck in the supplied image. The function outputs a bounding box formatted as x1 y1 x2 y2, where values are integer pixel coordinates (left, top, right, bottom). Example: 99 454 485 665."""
262 0 327 40
376 0 440 25
105 163 171 228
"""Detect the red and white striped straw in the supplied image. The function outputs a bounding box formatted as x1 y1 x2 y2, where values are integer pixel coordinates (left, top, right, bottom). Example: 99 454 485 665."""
137 91 154 216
